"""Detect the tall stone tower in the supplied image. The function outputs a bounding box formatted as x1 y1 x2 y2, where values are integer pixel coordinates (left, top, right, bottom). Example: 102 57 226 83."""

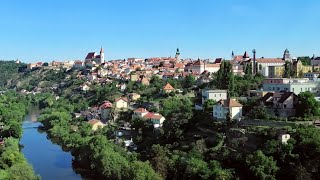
175 48 180 61
100 47 105 63
252 49 256 75
283 48 291 61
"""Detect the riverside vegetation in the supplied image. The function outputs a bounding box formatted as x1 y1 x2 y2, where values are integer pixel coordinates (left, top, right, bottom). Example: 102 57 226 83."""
1 60 320 179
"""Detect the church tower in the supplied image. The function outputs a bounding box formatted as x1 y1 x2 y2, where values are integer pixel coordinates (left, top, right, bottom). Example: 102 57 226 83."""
100 47 105 63
175 48 180 61
283 48 291 61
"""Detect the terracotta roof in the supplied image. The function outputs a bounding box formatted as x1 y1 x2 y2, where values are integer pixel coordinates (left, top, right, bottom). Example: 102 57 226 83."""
151 114 163 120
143 112 155 118
218 98 243 107
134 108 148 113
233 55 243 61
163 83 175 90
256 58 284 63
174 63 185 68
88 119 102 125
100 101 113 109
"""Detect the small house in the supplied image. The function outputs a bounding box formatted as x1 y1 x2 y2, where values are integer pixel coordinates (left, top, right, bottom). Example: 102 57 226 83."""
213 98 243 121
163 83 175 93
87 119 105 131
115 97 129 109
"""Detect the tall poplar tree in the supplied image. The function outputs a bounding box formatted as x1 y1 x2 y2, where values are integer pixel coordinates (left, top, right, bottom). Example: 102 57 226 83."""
215 61 235 97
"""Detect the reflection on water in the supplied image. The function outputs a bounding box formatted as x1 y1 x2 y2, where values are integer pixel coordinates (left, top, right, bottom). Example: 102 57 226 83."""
20 107 82 180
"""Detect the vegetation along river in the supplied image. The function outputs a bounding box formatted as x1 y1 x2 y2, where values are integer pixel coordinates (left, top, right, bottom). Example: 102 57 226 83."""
20 107 82 180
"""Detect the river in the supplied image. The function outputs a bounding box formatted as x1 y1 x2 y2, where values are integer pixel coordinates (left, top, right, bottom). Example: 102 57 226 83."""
20 108 82 180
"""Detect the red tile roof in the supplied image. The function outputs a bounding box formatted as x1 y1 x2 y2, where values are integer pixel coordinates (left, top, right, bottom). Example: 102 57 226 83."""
134 108 148 113
217 98 243 107
163 83 175 90
256 58 284 63
100 101 113 109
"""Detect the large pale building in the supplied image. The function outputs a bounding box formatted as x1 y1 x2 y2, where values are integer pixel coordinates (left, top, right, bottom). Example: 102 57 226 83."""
191 60 220 74
262 78 319 94
202 89 228 104
256 58 285 77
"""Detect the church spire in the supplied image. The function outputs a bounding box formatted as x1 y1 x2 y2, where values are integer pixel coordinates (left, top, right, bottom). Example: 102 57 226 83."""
100 46 104 54
176 48 180 55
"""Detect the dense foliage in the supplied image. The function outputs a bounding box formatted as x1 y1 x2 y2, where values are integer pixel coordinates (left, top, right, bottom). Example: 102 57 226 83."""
0 61 25 86
37 98 161 179
0 91 39 179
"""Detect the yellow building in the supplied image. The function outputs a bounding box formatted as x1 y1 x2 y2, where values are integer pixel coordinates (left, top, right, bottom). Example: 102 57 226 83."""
294 60 313 77
269 66 284 78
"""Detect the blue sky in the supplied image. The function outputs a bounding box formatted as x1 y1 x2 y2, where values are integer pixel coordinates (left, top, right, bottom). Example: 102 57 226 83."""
1 0 319 62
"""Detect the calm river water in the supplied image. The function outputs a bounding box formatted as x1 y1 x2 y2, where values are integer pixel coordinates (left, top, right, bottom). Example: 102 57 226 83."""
20 108 82 180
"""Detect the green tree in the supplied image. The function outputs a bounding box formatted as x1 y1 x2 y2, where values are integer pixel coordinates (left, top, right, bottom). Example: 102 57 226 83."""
296 91 320 118
183 74 196 89
130 161 162 180
283 61 294 78
215 61 235 97
244 63 253 75
248 104 269 119
185 157 211 179
203 99 216 114
246 150 279 180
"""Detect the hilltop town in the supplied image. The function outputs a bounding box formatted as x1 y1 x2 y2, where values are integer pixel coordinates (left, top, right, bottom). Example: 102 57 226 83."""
2 47 320 179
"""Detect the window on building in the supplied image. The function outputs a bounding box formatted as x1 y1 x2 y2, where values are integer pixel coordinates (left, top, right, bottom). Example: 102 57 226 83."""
277 87 280 90
273 87 275 90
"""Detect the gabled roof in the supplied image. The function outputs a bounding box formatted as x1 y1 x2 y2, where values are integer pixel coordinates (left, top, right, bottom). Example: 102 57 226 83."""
278 92 297 103
100 101 113 109
86 52 95 59
260 92 274 103
217 98 243 107
163 83 175 90
115 97 129 102
134 108 148 113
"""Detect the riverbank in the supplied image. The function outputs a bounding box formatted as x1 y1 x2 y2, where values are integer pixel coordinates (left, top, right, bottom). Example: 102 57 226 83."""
20 108 82 180
0 91 39 179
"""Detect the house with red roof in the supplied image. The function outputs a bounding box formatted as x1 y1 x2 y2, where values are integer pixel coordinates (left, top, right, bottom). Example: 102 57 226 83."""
163 83 175 93
132 108 166 128
213 98 243 121
100 101 113 121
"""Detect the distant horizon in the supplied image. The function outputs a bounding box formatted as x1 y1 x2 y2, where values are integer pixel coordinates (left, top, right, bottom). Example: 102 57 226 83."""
0 48 316 64
1 0 320 63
